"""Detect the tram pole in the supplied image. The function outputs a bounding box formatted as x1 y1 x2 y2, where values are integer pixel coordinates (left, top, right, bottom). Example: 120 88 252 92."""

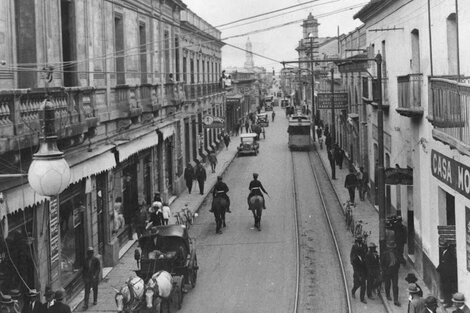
330 67 335 143
376 53 386 258
309 35 316 142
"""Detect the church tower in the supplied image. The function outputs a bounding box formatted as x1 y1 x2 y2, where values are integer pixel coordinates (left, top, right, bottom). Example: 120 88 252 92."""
244 37 254 70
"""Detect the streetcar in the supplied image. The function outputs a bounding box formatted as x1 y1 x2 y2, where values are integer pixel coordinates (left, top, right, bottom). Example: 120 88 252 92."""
287 114 312 150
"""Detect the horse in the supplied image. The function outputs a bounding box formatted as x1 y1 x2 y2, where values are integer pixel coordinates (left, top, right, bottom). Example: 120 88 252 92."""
144 271 174 312
212 196 228 234
248 195 264 231
114 276 146 313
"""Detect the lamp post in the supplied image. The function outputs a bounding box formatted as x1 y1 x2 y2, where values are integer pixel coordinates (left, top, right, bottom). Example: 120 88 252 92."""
28 98 71 197
308 33 316 141
330 66 336 143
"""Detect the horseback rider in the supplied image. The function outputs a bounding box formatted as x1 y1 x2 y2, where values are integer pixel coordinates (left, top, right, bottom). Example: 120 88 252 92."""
248 173 269 209
210 176 231 213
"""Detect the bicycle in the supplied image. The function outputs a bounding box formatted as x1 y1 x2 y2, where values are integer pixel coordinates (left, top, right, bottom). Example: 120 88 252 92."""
173 212 184 225
354 220 365 238
182 206 195 227
318 137 323 149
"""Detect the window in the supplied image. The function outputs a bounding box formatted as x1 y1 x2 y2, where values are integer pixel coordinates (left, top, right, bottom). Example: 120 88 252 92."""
446 13 458 75
61 0 77 87
16 0 38 88
164 30 170 80
139 23 147 84
175 36 180 81
183 56 187 83
411 29 420 73
114 14 125 84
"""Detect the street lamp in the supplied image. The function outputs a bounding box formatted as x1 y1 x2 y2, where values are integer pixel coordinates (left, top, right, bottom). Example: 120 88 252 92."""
28 98 71 197
308 32 316 140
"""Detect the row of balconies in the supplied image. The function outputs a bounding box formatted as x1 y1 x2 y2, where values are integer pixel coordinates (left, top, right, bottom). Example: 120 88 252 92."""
0 82 218 154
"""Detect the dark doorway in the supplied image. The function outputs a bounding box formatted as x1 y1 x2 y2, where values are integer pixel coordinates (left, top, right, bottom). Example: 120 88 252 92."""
446 193 455 225
114 14 125 85
165 138 174 195
96 173 107 256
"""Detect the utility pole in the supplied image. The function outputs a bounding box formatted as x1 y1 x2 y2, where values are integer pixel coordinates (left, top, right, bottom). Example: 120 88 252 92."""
309 34 316 141
330 67 335 143
376 53 386 258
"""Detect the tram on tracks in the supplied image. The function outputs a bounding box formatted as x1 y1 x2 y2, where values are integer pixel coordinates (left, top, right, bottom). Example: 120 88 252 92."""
287 114 312 150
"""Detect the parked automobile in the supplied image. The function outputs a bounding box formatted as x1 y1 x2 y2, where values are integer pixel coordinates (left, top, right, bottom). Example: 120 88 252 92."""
237 133 259 156
256 113 269 127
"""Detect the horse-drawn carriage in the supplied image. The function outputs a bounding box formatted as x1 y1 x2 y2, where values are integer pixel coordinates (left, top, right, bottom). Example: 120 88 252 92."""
114 225 198 313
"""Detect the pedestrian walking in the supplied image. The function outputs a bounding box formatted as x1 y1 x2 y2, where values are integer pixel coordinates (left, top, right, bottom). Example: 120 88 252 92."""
223 133 230 150
423 296 447 313
134 203 148 238
365 242 380 299
452 293 470 313
271 111 275 122
49 289 71 313
22 289 41 313
162 202 171 225
112 197 124 234
234 122 240 136
334 145 344 169
407 283 425 313
359 167 369 201
43 286 55 310
316 126 323 142
404 273 423 297
351 242 368 304
245 119 250 133
392 216 407 265
82 247 101 310
381 241 401 307
325 134 333 151
208 150 218 173
436 241 457 308
184 163 194 194
195 161 207 195
327 148 336 180
345 167 358 204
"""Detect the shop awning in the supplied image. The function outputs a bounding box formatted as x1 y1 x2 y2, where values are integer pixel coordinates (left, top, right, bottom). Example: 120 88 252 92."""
160 124 175 140
66 147 117 185
5 183 48 214
116 131 159 163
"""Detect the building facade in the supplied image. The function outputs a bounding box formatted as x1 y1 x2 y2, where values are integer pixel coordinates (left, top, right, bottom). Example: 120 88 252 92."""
354 0 470 298
0 0 223 302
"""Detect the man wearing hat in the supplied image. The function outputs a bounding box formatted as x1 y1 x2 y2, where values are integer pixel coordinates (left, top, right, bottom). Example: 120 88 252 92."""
392 216 407 265
407 283 425 313
437 241 458 308
404 273 423 297
211 176 231 213
351 240 368 304
82 247 101 310
381 241 401 307
49 289 71 313
22 289 42 313
452 292 470 313
248 173 269 210
424 296 447 313
365 242 380 299
43 286 55 310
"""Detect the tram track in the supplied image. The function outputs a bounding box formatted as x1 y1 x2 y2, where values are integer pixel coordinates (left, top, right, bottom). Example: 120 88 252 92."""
291 149 352 313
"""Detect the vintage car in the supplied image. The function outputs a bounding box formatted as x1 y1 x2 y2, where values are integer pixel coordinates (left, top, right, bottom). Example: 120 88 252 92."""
237 133 259 156
256 113 269 127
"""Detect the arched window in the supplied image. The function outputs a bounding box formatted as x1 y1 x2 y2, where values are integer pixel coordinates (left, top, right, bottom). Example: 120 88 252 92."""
446 13 458 75
411 29 420 73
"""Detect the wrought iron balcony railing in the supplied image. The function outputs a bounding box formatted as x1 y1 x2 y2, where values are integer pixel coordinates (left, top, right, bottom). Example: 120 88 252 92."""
429 76 470 150
396 73 423 118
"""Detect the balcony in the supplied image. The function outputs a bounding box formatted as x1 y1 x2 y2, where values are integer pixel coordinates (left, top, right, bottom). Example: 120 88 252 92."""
396 74 424 118
429 77 470 153
184 83 224 102
164 82 186 107
366 78 390 110
0 87 95 154
111 85 143 120
138 84 160 113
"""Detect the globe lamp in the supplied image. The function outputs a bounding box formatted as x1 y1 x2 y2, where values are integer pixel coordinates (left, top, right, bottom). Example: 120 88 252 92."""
28 99 71 196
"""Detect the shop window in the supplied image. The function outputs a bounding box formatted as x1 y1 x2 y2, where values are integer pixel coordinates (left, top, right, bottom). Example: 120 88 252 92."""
59 193 85 287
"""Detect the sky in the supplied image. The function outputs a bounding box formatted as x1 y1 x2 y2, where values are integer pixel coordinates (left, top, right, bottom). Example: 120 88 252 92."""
183 0 368 72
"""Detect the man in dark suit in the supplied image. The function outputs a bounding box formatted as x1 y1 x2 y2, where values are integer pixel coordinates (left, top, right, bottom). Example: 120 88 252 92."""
82 247 101 310
49 289 71 313
22 289 42 313
381 241 401 307
195 161 207 195
43 286 55 311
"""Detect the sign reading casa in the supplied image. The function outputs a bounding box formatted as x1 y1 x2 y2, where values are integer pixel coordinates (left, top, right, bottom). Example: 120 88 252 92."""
431 150 470 200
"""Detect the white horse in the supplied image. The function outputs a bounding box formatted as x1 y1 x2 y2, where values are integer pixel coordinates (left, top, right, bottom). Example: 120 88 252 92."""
144 271 174 312
114 276 145 313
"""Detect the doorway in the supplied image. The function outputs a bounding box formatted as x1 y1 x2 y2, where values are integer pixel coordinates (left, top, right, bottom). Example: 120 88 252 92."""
95 173 107 256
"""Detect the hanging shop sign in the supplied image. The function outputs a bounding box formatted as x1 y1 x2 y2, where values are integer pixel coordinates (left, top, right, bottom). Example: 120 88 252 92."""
317 92 348 109
431 149 470 200
466 207 470 272
202 115 225 128
226 97 241 107
49 196 60 281
337 59 369 74
384 168 413 185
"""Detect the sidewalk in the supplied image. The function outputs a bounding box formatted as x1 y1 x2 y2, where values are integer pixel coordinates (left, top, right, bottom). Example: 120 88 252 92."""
70 132 241 312
315 140 433 313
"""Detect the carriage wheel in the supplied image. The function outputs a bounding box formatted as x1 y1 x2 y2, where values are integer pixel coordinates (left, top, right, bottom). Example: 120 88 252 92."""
172 276 184 310
189 255 198 288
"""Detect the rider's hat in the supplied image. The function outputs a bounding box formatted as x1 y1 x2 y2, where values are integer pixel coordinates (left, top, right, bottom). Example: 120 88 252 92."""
217 176 223 181
54 289 66 301
253 173 259 178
